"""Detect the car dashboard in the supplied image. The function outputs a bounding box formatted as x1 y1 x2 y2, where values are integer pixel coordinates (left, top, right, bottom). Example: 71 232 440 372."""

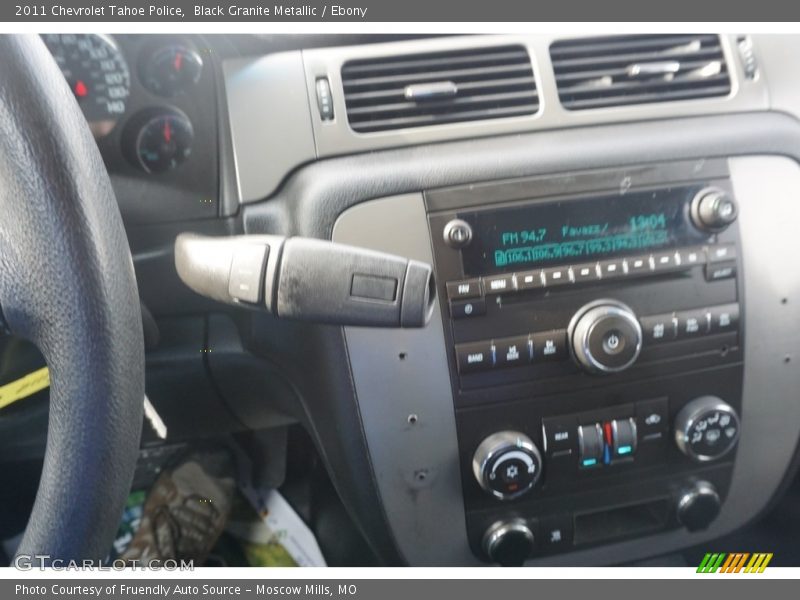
3 32 800 567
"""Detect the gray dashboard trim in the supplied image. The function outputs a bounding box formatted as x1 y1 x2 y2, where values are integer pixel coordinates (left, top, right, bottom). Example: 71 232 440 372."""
243 111 800 565
331 157 800 566
223 52 316 203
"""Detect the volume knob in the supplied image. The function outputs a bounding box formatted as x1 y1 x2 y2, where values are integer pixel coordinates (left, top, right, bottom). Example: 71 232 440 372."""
690 187 738 232
482 519 535 566
472 431 543 500
677 480 721 531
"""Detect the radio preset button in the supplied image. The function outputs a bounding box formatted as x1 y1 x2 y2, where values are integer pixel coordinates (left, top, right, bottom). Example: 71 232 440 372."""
640 313 677 344
626 255 651 275
446 278 483 300
450 298 487 320
456 341 494 374
652 251 680 272
572 262 600 283
677 247 706 267
495 335 533 367
709 303 739 333
532 330 568 362
542 266 572 287
676 309 710 338
598 259 626 279
517 270 544 290
483 274 516 294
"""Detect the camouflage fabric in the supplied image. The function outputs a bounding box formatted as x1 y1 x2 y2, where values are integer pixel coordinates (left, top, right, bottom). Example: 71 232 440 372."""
121 460 235 565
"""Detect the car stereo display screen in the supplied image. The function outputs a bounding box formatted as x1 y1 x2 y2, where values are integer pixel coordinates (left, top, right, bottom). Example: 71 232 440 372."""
459 187 710 276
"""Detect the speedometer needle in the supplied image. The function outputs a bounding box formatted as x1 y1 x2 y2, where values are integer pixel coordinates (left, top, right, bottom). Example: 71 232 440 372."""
163 120 172 143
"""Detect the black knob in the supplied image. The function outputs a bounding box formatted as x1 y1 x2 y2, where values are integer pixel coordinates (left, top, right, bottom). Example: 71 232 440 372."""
674 396 740 462
472 431 543 500
690 188 738 232
569 300 642 374
677 480 721 531
443 219 473 249
482 519 535 566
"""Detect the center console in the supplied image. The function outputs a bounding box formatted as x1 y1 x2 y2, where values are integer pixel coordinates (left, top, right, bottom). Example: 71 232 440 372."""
427 159 744 565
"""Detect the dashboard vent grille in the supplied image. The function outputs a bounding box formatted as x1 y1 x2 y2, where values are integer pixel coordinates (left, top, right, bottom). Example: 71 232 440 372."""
341 45 538 133
550 35 731 110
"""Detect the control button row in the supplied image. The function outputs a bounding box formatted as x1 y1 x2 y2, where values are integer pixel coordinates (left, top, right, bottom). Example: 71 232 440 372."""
456 330 567 374
446 244 734 303
639 303 739 344
542 397 668 467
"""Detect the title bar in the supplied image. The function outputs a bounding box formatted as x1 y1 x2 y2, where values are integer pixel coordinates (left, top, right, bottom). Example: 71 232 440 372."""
5 0 800 22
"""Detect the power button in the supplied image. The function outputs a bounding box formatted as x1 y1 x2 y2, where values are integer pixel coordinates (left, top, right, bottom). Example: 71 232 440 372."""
443 219 473 249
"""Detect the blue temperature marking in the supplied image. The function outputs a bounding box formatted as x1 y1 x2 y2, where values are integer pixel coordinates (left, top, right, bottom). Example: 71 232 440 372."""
603 445 612 465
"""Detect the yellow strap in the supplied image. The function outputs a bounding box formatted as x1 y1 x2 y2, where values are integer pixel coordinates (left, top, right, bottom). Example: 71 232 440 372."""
0 367 50 409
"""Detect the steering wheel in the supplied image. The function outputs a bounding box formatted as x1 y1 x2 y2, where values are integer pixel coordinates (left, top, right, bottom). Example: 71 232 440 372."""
0 35 144 560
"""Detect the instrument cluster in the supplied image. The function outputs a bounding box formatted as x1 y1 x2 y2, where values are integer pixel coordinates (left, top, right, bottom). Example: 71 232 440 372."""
44 34 207 175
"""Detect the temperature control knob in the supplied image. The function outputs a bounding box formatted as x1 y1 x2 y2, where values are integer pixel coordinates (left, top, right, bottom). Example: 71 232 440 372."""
482 519 535 566
674 396 740 462
472 431 542 500
677 480 721 531
690 188 738 232
569 300 642 374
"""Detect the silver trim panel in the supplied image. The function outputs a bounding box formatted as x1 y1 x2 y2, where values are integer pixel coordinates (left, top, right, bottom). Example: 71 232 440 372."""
333 156 800 566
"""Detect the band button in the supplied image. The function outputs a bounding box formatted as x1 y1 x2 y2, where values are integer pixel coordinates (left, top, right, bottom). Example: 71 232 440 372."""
455 341 495 374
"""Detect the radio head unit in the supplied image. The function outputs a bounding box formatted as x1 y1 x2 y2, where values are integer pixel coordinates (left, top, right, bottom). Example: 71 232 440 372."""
425 159 744 565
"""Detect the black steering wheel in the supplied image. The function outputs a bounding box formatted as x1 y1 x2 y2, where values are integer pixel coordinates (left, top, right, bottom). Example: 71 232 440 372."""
0 35 144 560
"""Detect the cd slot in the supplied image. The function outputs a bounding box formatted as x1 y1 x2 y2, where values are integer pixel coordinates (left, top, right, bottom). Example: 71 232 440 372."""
573 498 670 546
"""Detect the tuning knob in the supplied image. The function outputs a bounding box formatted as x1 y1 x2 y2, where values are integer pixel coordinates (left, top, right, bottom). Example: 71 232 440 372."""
472 431 543 500
677 480 721 531
569 300 642 374
690 187 738 232
482 519 535 566
674 396 740 462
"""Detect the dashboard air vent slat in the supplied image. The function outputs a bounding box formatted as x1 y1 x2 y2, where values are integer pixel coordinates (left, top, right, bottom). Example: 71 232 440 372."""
342 45 538 133
550 34 731 110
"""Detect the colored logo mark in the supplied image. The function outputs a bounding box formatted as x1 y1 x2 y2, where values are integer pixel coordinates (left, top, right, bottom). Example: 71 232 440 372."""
697 552 773 573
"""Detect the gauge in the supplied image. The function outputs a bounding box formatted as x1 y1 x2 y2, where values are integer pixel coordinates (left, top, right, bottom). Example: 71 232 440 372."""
129 110 194 173
140 45 204 97
42 34 130 137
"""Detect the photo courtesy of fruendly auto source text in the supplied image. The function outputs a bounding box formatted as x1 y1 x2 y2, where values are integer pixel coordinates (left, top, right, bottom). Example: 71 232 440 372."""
1 0 800 597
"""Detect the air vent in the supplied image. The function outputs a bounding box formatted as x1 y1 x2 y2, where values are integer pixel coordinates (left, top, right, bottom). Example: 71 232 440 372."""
341 45 538 133
550 35 732 110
